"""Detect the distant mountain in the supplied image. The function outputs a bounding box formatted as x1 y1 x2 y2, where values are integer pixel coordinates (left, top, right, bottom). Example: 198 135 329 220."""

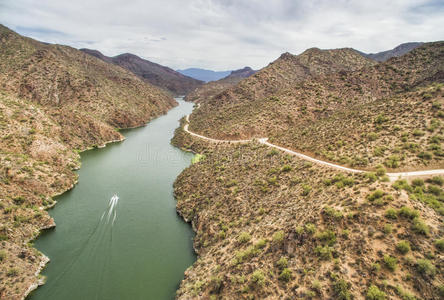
176 68 232 82
360 42 423 62
186 67 256 102
225 66 256 79
81 49 203 95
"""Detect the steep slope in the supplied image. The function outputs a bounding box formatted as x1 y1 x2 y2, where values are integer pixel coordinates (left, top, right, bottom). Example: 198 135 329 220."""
177 68 231 82
0 24 176 299
363 42 424 62
188 42 444 170
81 49 203 96
172 138 444 299
185 67 256 103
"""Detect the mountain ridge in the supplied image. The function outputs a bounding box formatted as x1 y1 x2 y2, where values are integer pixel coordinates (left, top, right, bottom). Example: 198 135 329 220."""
80 48 203 96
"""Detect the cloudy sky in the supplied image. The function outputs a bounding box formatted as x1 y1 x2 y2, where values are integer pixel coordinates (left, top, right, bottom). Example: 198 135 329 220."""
1 0 443 70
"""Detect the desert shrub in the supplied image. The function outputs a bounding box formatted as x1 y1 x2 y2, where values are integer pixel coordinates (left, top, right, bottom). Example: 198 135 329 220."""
416 259 436 277
393 180 412 192
396 241 410 254
383 224 392 234
272 231 285 244
301 184 311 196
368 132 378 141
418 151 433 160
375 114 387 124
281 165 292 172
427 185 441 196
383 255 397 271
305 223 316 234
267 149 279 156
0 250 6 261
315 245 333 260
412 217 429 235
238 232 251 244
385 208 398 219
411 179 424 187
323 206 343 220
434 239 444 252
7 268 18 277
367 285 386 300
276 257 288 269
371 263 381 272
316 229 336 246
255 239 267 249
427 176 444 186
251 270 265 287
398 206 419 219
413 129 425 137
333 278 351 300
367 190 384 202
279 268 292 282
376 166 386 176
385 155 401 168
12 196 25 205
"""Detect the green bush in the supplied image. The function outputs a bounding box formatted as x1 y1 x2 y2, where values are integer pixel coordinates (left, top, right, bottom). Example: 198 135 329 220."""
323 206 343 220
385 208 398 219
384 155 401 168
367 190 384 202
411 179 424 187
383 224 392 234
272 231 285 244
0 250 6 261
281 165 292 172
396 241 410 254
279 268 292 282
238 232 251 244
383 255 397 271
416 259 436 277
434 239 444 252
251 270 265 287
367 285 386 300
316 229 336 246
333 278 351 300
276 257 288 269
305 223 316 234
412 217 429 235
7 268 18 277
315 245 333 260
428 176 444 186
301 184 311 196
398 206 419 219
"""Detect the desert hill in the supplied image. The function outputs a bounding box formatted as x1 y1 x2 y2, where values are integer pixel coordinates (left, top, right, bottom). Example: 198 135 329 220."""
0 24 176 299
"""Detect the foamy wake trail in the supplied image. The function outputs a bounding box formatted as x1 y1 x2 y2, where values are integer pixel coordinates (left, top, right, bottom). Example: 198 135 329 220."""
105 194 119 224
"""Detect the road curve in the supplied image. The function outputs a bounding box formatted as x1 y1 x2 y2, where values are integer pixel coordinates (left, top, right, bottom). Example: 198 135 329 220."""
184 112 444 181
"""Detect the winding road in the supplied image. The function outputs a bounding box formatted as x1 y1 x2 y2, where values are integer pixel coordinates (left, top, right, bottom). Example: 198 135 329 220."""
184 113 444 181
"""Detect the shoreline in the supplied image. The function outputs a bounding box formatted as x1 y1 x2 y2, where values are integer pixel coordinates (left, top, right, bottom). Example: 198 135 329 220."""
23 106 176 300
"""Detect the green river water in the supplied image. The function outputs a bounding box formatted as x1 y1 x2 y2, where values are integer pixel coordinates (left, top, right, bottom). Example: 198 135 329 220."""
28 99 196 300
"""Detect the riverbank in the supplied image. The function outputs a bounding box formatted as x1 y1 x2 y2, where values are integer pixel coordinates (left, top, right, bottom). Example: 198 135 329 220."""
27 99 195 300
0 91 176 299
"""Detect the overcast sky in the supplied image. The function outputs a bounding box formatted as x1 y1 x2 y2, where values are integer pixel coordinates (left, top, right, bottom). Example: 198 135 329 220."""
1 0 443 70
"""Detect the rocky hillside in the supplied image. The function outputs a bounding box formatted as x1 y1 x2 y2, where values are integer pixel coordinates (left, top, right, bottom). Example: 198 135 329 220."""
185 67 256 103
172 134 444 299
0 24 176 299
81 49 203 96
188 42 444 170
363 42 424 62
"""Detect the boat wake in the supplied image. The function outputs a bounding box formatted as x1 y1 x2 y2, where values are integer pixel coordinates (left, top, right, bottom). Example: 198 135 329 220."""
40 194 120 299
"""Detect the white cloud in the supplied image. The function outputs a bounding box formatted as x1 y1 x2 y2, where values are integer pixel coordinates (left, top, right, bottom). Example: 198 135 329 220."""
0 0 443 70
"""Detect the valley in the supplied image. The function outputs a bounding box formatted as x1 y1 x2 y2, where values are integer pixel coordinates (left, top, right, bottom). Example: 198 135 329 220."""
0 18 443 300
